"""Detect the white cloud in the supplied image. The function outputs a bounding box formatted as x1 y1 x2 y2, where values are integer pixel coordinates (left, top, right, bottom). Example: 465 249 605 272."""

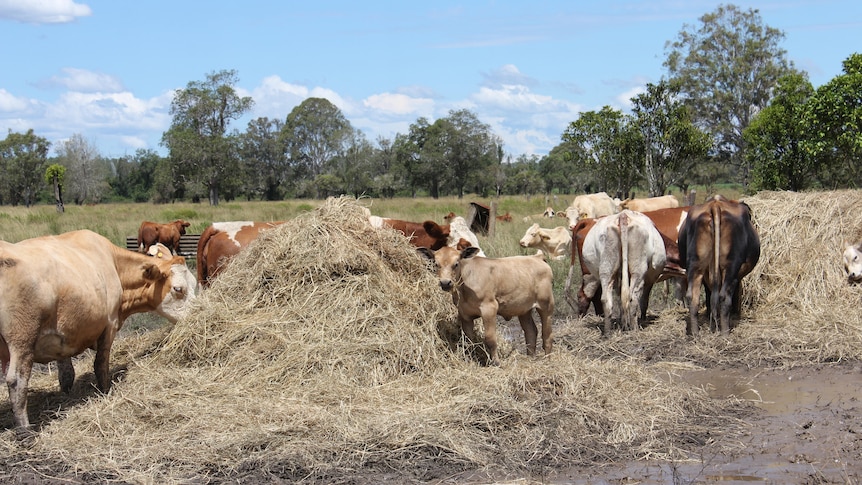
0 0 91 24
616 85 646 110
0 88 30 112
45 68 124 93
44 91 169 131
248 75 356 120
481 64 538 89
363 92 434 117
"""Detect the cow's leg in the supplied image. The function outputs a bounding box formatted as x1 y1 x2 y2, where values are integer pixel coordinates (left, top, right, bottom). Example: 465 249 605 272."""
479 306 500 366
5 350 34 430
517 312 538 356
599 276 615 337
57 358 75 393
686 272 704 337
93 329 117 392
536 303 554 355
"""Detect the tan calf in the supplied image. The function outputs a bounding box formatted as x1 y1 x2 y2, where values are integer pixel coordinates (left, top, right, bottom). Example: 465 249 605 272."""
519 223 571 260
419 246 554 365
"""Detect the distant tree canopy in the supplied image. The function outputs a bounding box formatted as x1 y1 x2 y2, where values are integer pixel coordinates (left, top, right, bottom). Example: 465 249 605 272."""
0 129 50 207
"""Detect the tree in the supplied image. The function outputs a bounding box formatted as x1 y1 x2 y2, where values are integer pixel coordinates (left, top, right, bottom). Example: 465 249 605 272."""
745 72 816 191
807 53 862 188
0 129 50 207
55 134 110 204
162 69 254 205
44 164 66 212
631 80 711 196
562 107 640 197
239 117 288 200
664 4 793 187
443 109 500 199
281 97 353 197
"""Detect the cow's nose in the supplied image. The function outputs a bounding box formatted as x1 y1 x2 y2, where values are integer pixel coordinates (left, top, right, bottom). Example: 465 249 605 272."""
519 242 527 248
439 280 453 291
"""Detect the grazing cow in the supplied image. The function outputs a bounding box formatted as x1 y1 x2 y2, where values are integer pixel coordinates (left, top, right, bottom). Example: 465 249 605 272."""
542 207 556 218
0 230 198 431
418 246 554 366
564 192 619 226
519 223 572 260
137 219 191 254
677 195 760 336
197 221 285 287
843 241 862 284
564 206 689 317
580 210 666 335
620 195 680 213
496 212 513 223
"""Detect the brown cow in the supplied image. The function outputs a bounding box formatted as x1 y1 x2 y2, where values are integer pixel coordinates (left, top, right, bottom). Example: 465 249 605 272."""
418 246 554 365
376 218 451 251
677 195 760 336
496 212 513 222
196 221 285 287
564 206 689 317
138 219 191 254
1 230 198 431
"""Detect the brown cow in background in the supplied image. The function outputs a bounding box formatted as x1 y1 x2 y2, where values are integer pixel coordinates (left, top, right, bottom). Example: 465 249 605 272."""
138 220 190 255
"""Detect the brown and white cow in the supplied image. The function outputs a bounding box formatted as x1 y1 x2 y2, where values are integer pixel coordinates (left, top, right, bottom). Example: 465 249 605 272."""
137 219 191 254
843 241 862 283
371 218 451 251
580 210 667 335
519 223 571 260
196 221 285 287
445 215 485 256
620 194 680 213
542 207 556 218
0 230 198 431
418 246 554 366
564 206 689 317
564 192 619 226
677 195 760 336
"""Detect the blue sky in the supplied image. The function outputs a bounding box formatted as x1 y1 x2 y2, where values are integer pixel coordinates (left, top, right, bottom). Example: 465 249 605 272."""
0 0 858 159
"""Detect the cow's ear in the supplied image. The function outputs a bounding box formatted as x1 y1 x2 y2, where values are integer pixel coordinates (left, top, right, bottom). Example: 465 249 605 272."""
142 262 168 281
461 246 481 259
541 233 551 241
417 247 435 262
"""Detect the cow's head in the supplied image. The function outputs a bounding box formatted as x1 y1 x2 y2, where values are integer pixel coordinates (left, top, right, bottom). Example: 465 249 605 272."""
418 245 481 292
174 219 191 235
519 223 542 248
843 242 862 284
143 256 199 322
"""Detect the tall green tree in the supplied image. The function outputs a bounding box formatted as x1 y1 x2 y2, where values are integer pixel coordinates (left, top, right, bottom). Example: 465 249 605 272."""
443 109 500 199
44 164 66 212
808 53 862 188
0 129 50 207
281 97 352 197
239 117 287 200
630 80 711 196
664 4 793 187
745 72 815 191
162 69 254 205
562 107 640 197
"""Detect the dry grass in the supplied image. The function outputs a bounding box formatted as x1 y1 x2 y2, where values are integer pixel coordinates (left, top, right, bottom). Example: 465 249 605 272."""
3 191 861 483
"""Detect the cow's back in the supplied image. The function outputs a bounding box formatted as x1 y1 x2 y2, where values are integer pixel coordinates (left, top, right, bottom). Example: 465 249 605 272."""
459 254 553 319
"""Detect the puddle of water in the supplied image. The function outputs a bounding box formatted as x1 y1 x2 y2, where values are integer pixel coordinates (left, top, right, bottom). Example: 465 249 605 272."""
675 367 859 414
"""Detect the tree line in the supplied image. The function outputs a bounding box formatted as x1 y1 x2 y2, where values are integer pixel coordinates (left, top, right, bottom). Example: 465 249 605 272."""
1 5 860 208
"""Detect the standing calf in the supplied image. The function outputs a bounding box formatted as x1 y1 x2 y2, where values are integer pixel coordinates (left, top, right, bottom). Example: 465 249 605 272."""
419 246 554 365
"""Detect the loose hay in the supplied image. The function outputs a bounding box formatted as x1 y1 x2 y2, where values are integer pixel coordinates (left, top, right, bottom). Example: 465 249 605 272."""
5 195 796 483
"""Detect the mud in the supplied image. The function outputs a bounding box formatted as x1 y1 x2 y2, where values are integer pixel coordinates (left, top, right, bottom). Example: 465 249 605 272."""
551 364 862 484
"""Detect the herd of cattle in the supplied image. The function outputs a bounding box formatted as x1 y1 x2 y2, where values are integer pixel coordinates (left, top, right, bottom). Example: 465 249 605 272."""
4 191 862 432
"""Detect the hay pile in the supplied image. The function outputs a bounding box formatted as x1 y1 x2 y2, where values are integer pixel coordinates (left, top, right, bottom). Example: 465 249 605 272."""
561 189 862 368
2 196 729 484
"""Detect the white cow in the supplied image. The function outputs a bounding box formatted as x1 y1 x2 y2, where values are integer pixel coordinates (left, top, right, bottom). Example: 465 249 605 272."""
418 246 554 366
1 230 198 430
519 223 572 260
581 210 666 335
620 195 680 213
842 241 862 283
446 215 486 257
565 192 619 227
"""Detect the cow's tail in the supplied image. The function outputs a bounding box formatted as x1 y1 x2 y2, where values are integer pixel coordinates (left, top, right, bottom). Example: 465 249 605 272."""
620 212 631 321
196 225 217 287
710 202 722 327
